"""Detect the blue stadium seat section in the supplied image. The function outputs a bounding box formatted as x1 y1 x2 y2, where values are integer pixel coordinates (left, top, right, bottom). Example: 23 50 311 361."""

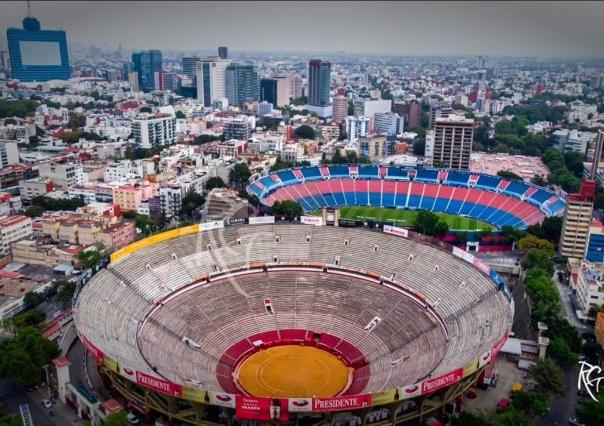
444 171 470 186
276 170 297 185
382 192 395 207
501 181 529 197
328 166 350 178
415 168 439 182
300 167 322 180
386 168 409 179
528 188 555 204
475 175 501 190
259 175 278 191
359 165 379 179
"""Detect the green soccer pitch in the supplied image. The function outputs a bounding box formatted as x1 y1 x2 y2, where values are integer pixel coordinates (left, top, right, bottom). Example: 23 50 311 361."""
312 206 494 232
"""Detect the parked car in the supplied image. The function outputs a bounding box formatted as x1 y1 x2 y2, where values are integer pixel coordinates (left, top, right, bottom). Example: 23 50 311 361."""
569 417 585 426
41 399 52 409
127 412 140 425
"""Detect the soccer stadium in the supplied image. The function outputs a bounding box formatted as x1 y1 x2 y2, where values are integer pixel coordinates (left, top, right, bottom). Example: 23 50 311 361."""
74 218 513 425
247 165 566 229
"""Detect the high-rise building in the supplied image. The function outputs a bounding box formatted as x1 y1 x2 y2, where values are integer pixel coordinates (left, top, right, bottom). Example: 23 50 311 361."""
223 116 254 141
307 59 332 118
429 103 452 129
260 77 289 107
6 14 70 82
560 180 596 259
374 112 404 136
345 116 371 142
353 99 392 120
131 114 176 148
196 57 232 107
132 50 162 91
225 63 259 107
258 101 273 117
359 135 387 161
218 46 228 59
128 72 139 92
393 101 421 129
332 95 348 124
182 56 201 85
591 130 604 179
428 115 474 170
290 75 303 100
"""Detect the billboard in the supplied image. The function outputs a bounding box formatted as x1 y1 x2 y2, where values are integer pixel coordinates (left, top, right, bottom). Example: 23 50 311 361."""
312 395 372 412
421 368 464 395
300 215 323 226
249 216 275 225
200 220 225 231
235 396 288 421
452 246 474 264
287 398 312 412
209 391 237 408
79 333 104 363
135 371 182 398
383 225 408 238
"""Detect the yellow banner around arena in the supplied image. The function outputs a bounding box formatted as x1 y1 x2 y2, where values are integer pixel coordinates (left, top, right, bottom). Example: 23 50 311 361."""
463 358 479 377
181 386 208 403
371 389 398 406
103 356 119 374
110 224 201 263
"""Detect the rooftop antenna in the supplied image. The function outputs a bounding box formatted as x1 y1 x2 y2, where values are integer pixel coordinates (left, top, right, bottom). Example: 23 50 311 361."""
26 0 32 17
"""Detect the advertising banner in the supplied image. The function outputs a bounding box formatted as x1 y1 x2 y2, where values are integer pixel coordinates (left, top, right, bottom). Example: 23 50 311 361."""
102 356 119 374
210 391 237 408
135 371 182 398
399 383 421 399
119 363 136 381
472 257 491 275
79 333 104 363
463 358 479 377
491 331 509 358
301 215 323 226
181 386 207 404
287 398 312 412
452 246 474 264
311 395 372 412
478 349 492 368
383 225 409 238
371 389 398 406
236 396 289 421
200 220 225 231
421 368 464 395
249 216 275 225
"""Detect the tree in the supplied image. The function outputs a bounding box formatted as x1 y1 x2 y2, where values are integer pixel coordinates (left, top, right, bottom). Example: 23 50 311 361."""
555 169 581 193
56 282 77 305
181 189 205 220
0 327 60 386
175 111 186 119
517 235 554 253
102 411 129 426
0 99 38 118
564 151 586 178
526 216 563 245
511 391 549 417
67 114 86 128
271 200 303 221
229 163 252 190
11 309 46 330
22 291 44 309
205 177 226 191
413 211 449 237
451 412 488 426
497 170 522 180
30 196 85 212
77 247 104 269
0 416 22 426
528 358 565 398
493 408 532 426
576 394 604 426
139 106 152 113
413 138 425 156
501 226 526 243
531 174 548 187
294 124 315 140
521 249 554 276
547 337 577 364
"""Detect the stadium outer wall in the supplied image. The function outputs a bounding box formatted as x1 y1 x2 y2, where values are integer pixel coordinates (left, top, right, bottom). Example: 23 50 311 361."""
74 218 512 425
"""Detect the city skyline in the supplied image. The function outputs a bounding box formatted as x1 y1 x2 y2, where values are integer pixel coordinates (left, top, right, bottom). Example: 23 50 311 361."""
1 1 604 58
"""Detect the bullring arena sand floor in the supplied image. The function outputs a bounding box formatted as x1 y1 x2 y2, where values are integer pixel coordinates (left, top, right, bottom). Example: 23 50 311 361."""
236 345 351 397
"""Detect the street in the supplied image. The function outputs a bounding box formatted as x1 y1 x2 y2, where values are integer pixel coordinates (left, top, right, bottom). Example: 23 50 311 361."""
536 363 580 425
553 270 592 334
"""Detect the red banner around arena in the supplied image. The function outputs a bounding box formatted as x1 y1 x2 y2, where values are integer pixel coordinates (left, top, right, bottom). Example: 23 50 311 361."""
312 394 372 412
491 330 509 358
79 333 104 363
421 368 464 395
235 396 289 421
135 371 182 398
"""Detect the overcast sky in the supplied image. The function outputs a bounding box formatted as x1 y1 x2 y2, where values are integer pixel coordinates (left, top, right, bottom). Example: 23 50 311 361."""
1 1 603 57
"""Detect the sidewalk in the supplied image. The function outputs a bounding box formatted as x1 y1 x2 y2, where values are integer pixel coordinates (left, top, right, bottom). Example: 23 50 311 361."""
552 269 592 333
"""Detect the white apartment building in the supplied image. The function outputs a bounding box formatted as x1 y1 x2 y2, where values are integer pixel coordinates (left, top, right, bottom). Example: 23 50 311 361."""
0 141 19 166
38 162 84 189
345 116 371 142
374 112 404 136
354 99 392 120
574 260 604 317
104 160 154 182
0 215 33 257
196 57 232 107
130 114 176 148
